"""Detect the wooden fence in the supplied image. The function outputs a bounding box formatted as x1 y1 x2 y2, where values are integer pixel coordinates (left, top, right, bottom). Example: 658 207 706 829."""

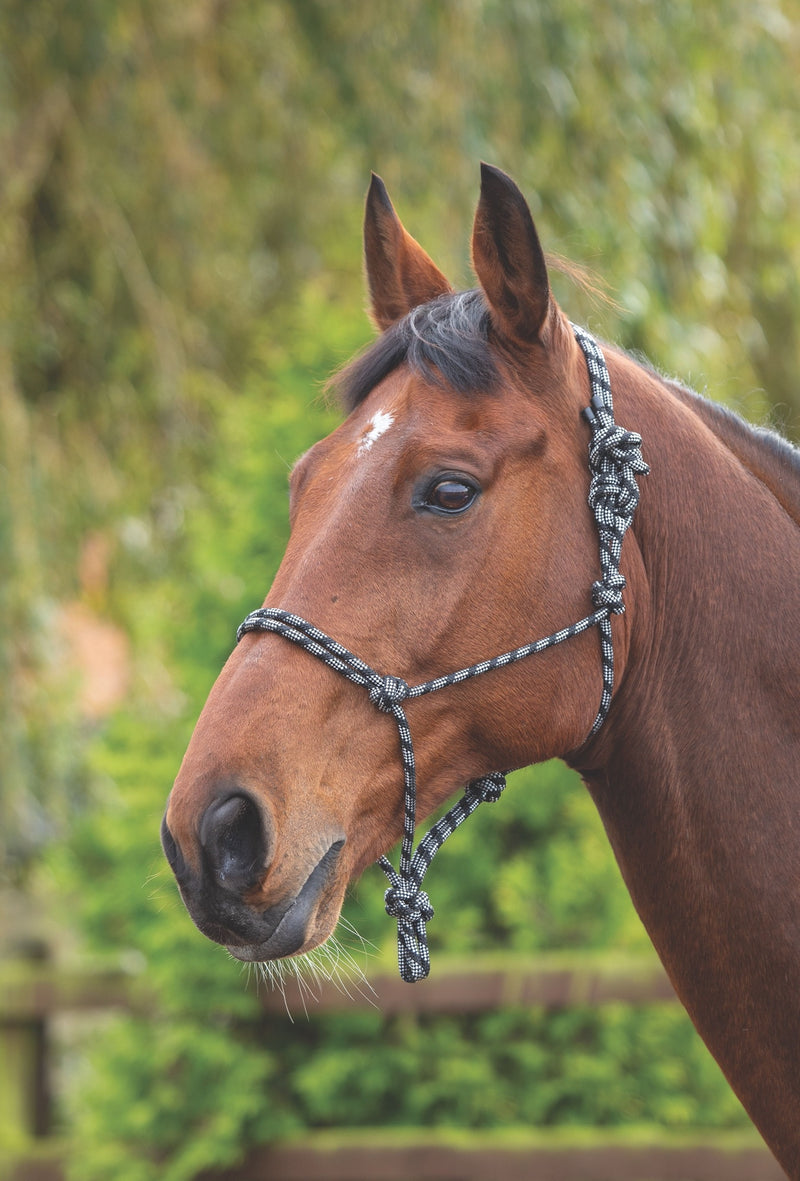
1 952 783 1181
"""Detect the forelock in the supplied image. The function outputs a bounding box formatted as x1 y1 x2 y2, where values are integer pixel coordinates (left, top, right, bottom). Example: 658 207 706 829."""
330 289 498 412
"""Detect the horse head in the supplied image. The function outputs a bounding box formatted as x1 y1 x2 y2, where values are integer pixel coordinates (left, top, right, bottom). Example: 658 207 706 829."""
161 166 633 964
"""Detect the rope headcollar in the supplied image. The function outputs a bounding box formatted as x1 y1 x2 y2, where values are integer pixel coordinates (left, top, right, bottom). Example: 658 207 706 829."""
236 324 648 982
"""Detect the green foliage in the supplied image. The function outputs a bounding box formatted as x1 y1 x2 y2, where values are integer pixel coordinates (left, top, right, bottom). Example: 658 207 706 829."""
277 1004 746 1131
69 1016 281 1181
2 0 796 1174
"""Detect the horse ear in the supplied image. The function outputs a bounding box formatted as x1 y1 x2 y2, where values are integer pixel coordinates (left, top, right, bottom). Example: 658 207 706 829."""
364 173 453 331
472 163 551 344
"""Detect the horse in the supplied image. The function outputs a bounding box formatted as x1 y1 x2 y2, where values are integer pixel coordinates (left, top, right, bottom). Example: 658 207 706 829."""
161 164 800 1176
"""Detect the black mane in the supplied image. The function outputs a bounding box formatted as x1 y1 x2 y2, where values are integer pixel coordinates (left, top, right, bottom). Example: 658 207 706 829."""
664 375 800 523
331 289 497 412
612 344 800 486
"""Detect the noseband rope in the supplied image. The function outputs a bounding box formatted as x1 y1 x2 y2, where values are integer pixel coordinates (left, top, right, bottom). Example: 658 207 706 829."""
236 325 648 982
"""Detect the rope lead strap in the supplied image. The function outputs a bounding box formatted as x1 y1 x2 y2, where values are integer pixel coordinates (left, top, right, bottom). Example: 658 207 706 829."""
236 325 648 982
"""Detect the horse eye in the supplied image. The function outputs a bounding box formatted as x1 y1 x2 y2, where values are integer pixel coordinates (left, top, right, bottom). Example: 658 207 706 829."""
425 478 479 514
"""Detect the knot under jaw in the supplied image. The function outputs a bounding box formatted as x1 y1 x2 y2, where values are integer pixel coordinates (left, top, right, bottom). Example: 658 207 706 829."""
466 771 507 804
368 674 411 713
591 572 627 614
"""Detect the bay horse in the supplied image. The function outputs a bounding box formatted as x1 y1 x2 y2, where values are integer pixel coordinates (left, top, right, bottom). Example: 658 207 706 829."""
162 165 800 1175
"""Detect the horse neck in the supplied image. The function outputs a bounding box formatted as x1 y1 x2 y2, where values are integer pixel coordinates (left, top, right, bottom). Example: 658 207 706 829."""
580 348 800 877
570 350 800 1169
594 351 800 777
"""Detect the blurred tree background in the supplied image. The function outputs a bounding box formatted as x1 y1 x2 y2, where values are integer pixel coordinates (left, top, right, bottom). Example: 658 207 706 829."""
1 0 798 1177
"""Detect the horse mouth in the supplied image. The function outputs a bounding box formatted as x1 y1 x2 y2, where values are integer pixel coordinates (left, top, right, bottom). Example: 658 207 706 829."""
223 838 345 962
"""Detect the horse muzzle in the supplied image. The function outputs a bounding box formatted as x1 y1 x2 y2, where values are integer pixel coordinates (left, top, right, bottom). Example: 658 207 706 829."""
160 789 345 960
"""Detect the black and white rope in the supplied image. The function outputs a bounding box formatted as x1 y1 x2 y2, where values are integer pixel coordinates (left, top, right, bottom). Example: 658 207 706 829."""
235 324 648 982
571 323 649 732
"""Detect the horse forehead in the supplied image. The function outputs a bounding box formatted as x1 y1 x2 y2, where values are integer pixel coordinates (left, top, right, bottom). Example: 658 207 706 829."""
304 371 533 487
348 370 529 449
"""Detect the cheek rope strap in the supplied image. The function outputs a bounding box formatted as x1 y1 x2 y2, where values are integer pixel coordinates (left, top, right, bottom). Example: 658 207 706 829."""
236 324 648 983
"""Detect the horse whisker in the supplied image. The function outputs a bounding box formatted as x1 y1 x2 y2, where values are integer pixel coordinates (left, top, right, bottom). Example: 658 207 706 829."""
246 919 377 1018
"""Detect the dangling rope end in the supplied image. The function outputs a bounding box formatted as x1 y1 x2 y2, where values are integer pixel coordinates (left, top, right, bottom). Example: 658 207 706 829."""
384 881 434 983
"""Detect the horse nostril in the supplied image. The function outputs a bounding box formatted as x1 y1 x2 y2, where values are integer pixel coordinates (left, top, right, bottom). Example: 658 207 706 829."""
161 813 186 880
199 792 269 891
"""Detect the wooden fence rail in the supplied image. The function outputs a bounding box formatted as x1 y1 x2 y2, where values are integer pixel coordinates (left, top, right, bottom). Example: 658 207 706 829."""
1 953 782 1181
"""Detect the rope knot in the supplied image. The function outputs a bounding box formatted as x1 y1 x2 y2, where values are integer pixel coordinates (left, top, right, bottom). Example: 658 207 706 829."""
591 423 646 469
592 572 627 613
368 675 411 713
588 433 647 524
589 471 628 517
384 883 434 924
467 771 507 803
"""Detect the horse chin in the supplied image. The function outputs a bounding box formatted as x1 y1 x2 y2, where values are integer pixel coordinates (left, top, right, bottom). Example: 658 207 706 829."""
226 923 333 964
224 906 340 963
224 840 346 963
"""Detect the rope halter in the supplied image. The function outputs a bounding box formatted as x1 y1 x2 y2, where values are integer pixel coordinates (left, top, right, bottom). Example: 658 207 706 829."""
236 324 648 982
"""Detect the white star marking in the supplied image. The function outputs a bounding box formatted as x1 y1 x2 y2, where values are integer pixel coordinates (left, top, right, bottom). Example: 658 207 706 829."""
357 409 395 456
